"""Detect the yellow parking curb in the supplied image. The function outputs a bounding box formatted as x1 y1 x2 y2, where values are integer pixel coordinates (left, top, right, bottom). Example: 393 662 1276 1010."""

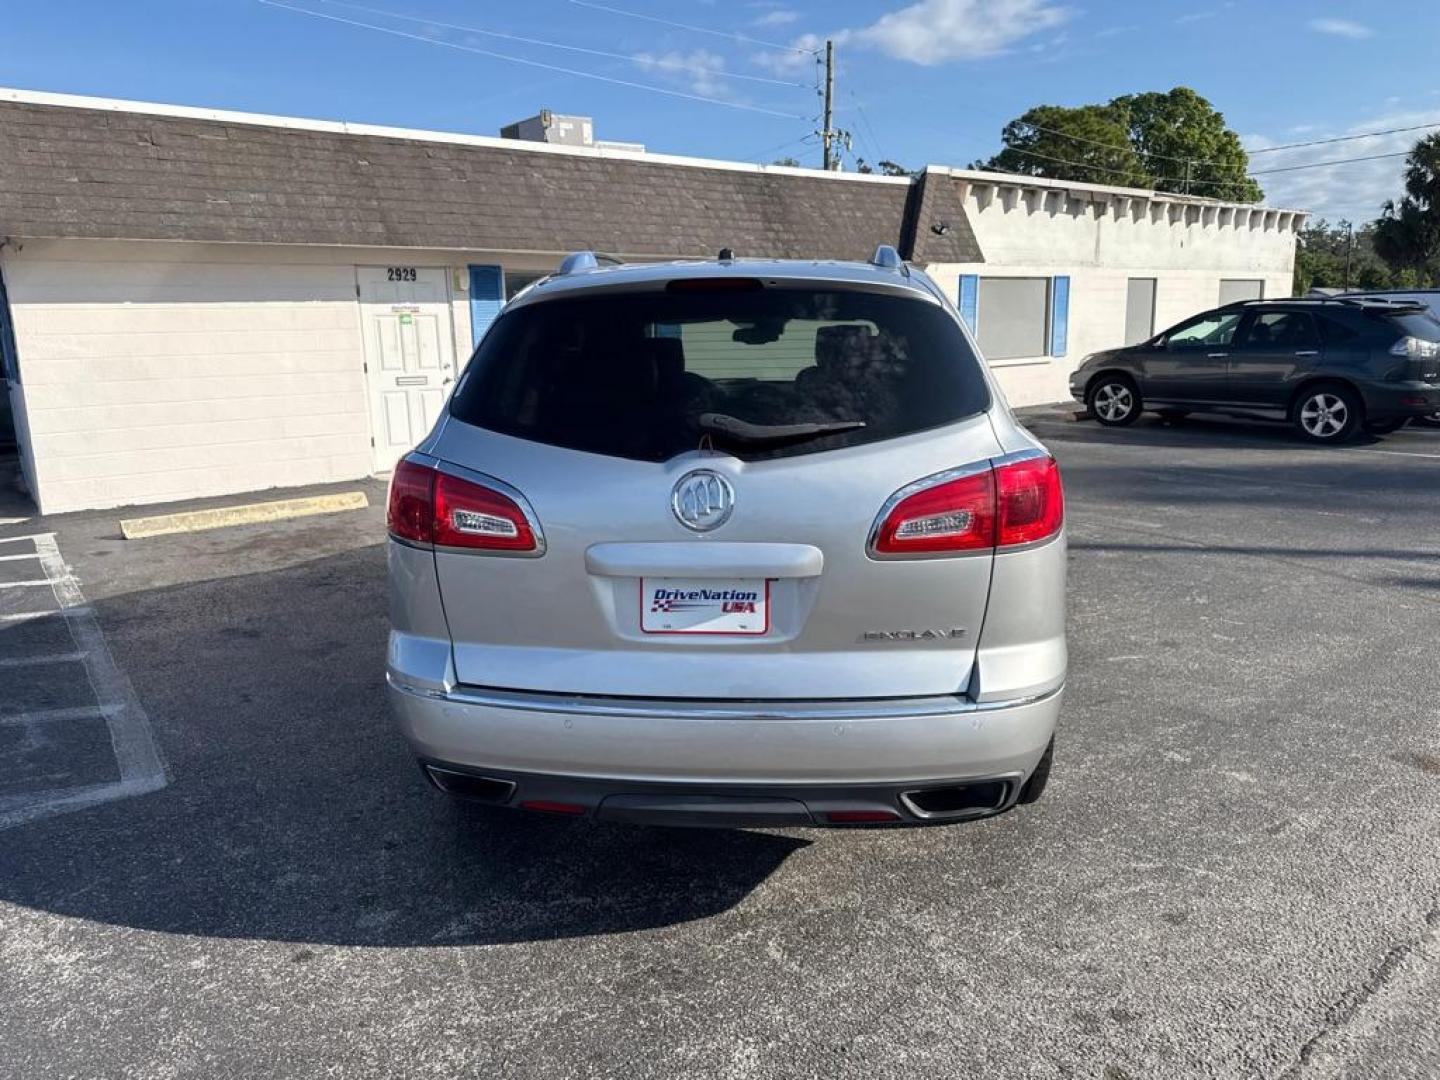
120 492 370 539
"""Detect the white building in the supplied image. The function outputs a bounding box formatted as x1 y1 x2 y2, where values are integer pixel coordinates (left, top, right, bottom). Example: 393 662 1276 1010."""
0 88 1304 515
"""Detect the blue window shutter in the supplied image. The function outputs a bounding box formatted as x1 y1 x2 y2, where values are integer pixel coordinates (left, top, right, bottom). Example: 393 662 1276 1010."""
1049 275 1070 357
958 274 979 333
467 265 504 347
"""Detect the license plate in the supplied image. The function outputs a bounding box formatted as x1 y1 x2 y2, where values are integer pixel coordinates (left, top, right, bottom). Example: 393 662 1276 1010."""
641 577 770 635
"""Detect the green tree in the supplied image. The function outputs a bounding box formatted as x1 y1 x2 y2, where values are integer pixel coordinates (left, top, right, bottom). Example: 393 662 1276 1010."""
855 158 915 177
1114 88 1261 202
978 103 1148 188
1372 133 1440 283
1294 219 1398 293
978 86 1262 202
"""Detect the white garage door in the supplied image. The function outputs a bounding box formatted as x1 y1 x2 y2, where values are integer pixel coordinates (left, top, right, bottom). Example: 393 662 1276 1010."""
358 266 457 472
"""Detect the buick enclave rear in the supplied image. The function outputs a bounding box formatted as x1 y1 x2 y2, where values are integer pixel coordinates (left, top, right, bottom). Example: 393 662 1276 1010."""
385 250 1065 828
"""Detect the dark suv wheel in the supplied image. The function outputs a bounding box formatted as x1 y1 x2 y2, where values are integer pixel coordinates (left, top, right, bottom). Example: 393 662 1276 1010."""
1087 375 1141 426
1292 383 1362 444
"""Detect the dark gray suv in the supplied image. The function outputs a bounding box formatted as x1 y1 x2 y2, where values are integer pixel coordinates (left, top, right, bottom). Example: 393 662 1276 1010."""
1069 298 1440 442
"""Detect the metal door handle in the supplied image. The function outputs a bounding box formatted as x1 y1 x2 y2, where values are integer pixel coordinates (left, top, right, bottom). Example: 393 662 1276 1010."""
1295 350 1319 357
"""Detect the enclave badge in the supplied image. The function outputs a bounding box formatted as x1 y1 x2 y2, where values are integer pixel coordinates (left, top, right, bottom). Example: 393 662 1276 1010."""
860 628 967 642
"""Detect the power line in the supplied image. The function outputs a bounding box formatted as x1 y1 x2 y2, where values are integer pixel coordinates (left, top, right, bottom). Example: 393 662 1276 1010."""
313 0 810 89
847 91 888 167
1248 149 1412 176
1021 116 1440 172
567 0 818 56
257 0 809 119
1247 121 1440 155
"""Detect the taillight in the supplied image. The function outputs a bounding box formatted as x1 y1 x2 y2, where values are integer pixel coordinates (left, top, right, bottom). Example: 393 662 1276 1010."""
387 458 435 544
869 453 1063 557
871 469 996 555
995 455 1064 547
386 457 542 554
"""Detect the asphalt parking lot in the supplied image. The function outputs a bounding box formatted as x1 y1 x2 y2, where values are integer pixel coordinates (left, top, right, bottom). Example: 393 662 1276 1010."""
3 409 1440 1079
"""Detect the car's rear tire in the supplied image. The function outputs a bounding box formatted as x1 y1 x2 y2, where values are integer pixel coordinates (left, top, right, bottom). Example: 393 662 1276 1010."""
1415 411 1440 429
1016 737 1053 805
1363 417 1408 435
1156 408 1190 422
1087 375 1142 426
1292 383 1362 444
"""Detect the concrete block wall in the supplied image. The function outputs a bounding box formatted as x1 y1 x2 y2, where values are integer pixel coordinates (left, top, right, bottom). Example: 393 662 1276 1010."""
0 240 551 515
925 170 1302 408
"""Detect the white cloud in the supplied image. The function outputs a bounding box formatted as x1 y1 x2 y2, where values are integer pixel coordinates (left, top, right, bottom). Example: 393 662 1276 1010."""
632 49 732 98
752 9 800 27
857 0 1068 64
756 0 1068 70
1243 110 1440 221
1308 18 1373 39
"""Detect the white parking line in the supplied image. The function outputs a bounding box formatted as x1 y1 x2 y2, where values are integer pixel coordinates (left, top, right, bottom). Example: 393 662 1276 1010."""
0 579 54 588
0 536 166 830
0 532 53 544
1347 447 1440 460
0 651 86 668
0 552 42 562
0 704 121 727
0 607 92 623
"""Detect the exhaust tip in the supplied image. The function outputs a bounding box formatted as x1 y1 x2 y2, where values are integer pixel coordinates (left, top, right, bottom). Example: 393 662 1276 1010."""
900 781 1009 819
423 766 516 804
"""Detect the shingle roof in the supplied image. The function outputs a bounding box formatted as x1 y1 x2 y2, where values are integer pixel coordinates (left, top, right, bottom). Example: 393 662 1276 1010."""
0 97 983 264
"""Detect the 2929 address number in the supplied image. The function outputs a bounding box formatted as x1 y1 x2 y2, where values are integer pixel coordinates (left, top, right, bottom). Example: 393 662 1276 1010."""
386 267 418 282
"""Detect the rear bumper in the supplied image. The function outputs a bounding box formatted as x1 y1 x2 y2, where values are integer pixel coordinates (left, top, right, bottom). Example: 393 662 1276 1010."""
387 677 1061 827
1360 380 1440 419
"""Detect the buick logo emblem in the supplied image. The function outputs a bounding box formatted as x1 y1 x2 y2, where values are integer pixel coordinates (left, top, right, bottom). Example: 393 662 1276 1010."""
671 470 735 532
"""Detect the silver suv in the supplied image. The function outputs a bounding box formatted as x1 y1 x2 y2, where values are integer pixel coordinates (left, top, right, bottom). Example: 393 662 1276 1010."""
386 248 1066 827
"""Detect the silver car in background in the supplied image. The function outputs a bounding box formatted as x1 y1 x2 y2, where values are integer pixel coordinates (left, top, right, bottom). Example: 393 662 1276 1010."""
386 247 1066 828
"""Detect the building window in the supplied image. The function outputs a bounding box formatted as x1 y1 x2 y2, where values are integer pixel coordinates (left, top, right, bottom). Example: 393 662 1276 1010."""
505 271 545 299
961 275 1072 362
1219 278 1264 305
1124 278 1157 345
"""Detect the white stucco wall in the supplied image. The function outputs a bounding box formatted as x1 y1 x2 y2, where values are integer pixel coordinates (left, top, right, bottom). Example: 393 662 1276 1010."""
923 170 1302 408
0 240 552 514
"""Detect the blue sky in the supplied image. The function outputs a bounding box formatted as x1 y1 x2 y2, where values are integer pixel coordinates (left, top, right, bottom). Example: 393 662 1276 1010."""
4 0 1438 222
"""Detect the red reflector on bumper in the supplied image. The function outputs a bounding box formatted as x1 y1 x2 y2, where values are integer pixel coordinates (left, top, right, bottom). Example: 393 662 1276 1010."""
520 800 587 816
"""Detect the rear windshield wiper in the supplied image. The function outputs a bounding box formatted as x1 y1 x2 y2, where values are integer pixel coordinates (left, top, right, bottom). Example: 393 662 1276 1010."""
697 412 866 447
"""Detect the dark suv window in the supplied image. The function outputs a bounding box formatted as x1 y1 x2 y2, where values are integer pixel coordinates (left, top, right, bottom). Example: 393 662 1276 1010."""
448 286 991 462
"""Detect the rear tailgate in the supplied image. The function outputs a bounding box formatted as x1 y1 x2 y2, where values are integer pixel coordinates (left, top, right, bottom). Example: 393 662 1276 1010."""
431 275 1005 700
429 414 1003 699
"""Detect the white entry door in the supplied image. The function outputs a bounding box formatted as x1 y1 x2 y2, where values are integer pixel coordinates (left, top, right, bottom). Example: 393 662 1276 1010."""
358 265 457 472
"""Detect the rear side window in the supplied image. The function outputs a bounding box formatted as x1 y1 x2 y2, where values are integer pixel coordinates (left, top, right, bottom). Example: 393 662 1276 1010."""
449 286 991 462
1380 312 1440 341
1316 315 1359 345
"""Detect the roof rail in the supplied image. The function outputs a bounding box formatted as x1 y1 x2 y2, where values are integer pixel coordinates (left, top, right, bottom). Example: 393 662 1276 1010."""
557 250 598 275
870 244 905 271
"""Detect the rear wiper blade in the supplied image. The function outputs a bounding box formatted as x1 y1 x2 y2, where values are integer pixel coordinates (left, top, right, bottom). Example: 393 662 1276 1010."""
697 412 866 447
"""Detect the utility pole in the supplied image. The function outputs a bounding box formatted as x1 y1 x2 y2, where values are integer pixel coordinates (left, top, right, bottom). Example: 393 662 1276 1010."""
821 39 837 171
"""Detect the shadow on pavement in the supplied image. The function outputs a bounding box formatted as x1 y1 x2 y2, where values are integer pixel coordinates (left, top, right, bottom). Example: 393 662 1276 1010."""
0 545 806 947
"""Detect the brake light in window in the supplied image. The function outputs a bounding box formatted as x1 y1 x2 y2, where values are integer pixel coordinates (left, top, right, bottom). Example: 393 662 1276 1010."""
869 454 1063 557
386 458 543 554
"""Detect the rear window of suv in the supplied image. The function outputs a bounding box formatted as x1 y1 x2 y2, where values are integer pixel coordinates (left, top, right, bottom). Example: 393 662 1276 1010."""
448 285 991 462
